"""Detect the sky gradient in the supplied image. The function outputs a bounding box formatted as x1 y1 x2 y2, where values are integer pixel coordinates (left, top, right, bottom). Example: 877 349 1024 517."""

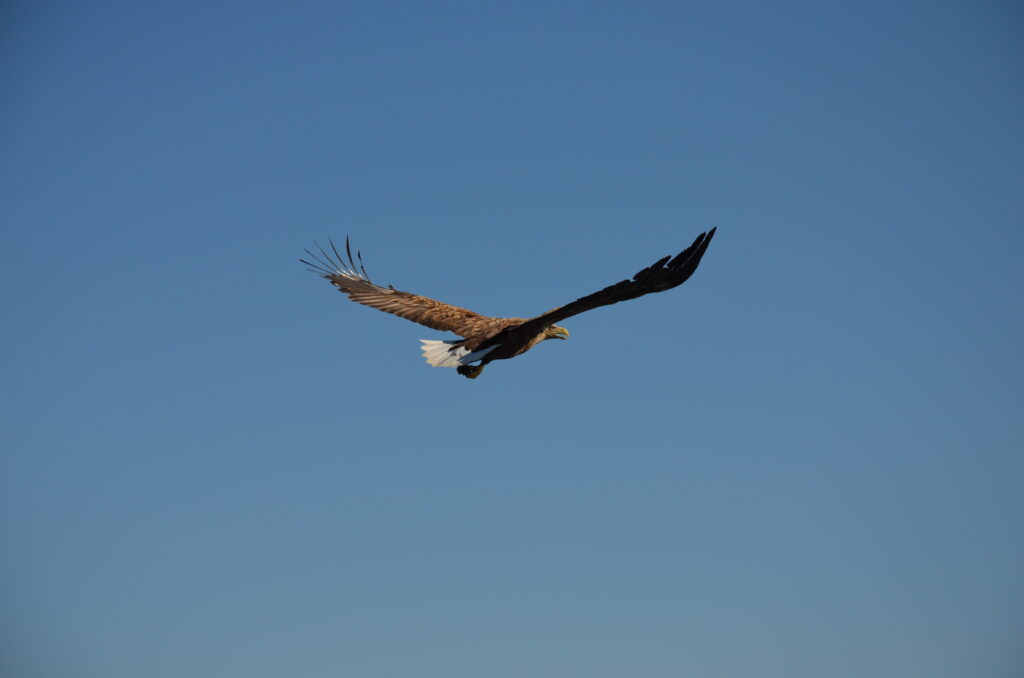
2 2 1023 676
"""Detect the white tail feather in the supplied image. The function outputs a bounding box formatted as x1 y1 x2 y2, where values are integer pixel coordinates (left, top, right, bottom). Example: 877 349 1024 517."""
420 339 497 368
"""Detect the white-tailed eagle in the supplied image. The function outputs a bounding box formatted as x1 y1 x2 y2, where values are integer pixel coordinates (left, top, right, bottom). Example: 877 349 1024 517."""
302 229 716 378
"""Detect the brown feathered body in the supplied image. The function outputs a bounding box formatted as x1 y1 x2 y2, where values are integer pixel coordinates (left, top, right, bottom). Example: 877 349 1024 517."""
301 229 715 377
326 274 541 357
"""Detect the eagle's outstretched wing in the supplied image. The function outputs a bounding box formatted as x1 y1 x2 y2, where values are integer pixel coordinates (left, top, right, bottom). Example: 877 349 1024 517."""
301 238 491 338
506 228 716 341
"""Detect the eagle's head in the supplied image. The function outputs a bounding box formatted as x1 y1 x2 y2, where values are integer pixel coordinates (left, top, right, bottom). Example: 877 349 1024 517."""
545 325 570 341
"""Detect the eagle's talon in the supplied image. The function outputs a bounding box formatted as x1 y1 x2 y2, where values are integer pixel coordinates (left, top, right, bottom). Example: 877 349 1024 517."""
457 364 484 379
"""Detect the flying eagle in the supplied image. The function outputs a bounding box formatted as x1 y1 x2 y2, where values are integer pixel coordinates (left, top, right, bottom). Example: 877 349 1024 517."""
301 228 716 378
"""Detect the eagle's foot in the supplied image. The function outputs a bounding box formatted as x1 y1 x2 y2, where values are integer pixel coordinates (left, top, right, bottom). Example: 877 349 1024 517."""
457 364 484 379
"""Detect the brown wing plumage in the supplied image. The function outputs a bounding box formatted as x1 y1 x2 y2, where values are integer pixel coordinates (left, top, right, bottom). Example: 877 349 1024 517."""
501 228 716 344
301 238 495 338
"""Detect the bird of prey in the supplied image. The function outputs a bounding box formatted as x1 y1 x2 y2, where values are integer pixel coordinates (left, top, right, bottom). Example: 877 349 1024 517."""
301 228 716 379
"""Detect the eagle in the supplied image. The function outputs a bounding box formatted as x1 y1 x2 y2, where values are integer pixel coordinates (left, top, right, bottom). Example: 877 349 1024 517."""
301 228 716 378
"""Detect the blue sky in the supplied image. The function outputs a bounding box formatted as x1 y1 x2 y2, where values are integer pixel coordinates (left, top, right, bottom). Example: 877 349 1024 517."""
2 1 1022 676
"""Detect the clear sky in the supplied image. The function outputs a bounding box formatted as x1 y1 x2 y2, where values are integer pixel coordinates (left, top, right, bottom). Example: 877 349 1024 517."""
2 1 1022 676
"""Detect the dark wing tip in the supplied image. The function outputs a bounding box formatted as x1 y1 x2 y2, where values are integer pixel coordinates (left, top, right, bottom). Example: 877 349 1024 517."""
299 256 333 276
301 236 376 282
301 246 337 276
668 227 716 270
